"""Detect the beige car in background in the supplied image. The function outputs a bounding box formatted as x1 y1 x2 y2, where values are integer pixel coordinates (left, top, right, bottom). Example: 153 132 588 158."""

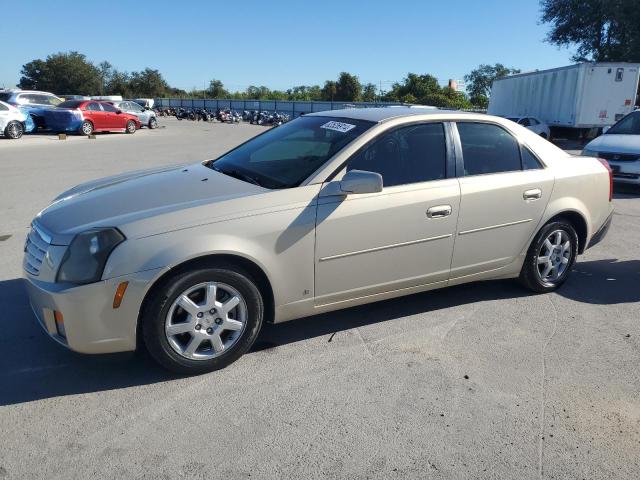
23 108 614 374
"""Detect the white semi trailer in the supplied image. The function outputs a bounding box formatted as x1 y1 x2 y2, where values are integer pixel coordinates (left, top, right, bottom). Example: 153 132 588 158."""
488 63 640 138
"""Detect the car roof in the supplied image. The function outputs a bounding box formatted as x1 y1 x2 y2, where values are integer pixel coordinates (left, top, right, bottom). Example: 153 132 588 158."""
306 106 482 123
14 90 60 96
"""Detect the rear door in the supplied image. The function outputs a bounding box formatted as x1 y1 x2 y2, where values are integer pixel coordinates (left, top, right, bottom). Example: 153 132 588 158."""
84 102 108 129
100 102 121 129
314 122 460 305
450 121 554 279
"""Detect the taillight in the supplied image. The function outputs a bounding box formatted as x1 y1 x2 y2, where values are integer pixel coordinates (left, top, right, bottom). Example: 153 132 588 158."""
597 158 613 202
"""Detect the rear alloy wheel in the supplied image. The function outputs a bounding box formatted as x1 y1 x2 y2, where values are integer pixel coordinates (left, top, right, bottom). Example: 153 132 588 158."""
148 117 158 129
4 121 24 139
520 220 578 293
142 267 264 374
126 120 137 134
80 120 93 136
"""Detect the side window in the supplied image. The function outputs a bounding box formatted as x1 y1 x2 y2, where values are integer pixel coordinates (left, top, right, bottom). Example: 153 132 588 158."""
346 123 447 187
457 122 522 176
130 103 143 112
529 118 539 126
0 103 8 111
519 118 531 127
521 146 543 170
101 103 118 112
86 102 101 111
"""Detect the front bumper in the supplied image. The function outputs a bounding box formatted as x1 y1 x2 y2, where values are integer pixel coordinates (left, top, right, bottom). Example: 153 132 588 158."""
24 268 164 354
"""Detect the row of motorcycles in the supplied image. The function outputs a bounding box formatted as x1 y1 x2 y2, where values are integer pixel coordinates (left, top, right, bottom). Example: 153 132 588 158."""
154 107 290 126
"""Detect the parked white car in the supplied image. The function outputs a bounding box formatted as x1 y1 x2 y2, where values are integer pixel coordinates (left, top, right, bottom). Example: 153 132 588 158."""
506 116 551 139
23 108 614 374
0 100 28 139
583 110 640 186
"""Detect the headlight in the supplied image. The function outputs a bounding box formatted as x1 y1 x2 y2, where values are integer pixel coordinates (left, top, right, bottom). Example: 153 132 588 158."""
56 228 125 284
582 149 599 157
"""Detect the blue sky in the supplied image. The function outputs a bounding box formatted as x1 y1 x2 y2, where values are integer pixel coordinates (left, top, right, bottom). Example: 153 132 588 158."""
0 0 576 92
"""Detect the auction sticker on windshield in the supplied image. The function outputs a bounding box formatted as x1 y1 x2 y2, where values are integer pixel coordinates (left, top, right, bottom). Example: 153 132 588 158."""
320 121 356 133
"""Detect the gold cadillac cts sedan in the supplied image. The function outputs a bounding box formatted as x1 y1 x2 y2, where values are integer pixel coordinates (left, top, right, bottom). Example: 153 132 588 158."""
23 107 614 374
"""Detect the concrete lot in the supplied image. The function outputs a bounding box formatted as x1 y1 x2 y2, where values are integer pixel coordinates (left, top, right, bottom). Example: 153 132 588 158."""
0 119 639 479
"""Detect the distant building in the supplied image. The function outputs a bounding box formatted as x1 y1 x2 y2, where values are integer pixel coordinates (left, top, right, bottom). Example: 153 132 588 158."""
448 79 466 92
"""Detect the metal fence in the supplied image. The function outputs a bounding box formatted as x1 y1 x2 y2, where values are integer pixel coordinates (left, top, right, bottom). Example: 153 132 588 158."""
154 98 404 118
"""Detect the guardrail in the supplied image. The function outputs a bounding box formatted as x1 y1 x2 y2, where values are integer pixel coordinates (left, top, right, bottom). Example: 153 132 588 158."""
154 98 404 118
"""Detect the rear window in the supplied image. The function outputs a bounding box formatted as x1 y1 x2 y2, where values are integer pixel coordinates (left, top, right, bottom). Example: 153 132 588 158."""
57 100 84 109
0 93 11 102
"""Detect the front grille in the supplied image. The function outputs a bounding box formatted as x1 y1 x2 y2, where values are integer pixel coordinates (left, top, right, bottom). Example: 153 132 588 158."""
599 152 640 162
23 223 51 276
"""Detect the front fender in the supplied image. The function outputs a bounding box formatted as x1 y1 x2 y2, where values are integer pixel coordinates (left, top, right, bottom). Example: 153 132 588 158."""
103 202 318 309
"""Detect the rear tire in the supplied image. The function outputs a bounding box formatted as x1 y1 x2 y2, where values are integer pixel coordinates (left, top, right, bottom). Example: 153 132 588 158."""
80 120 93 136
519 219 578 293
125 120 136 134
142 266 264 375
4 121 24 139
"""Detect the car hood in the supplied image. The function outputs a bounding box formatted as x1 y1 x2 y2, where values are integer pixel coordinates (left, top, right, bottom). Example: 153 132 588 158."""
36 162 266 244
586 134 640 155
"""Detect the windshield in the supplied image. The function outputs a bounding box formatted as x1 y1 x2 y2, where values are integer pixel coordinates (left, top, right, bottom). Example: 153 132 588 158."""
0 93 12 102
207 116 374 188
607 111 640 135
57 100 84 109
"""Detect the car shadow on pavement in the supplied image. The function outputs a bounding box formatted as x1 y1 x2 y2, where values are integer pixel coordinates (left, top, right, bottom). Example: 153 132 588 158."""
1 258 638 405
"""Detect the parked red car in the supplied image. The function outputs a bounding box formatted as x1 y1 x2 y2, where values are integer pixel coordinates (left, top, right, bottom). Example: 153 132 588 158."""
44 100 141 135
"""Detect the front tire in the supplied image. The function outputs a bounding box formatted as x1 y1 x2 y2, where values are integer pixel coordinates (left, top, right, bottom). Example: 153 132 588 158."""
142 266 264 374
519 219 578 293
125 120 136 134
148 117 158 129
4 121 24 139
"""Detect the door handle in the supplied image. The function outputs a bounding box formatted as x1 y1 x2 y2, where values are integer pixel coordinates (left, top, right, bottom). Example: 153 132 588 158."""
523 188 542 201
427 205 452 218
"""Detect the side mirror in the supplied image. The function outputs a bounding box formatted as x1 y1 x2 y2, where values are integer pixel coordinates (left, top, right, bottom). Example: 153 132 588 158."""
115 109 122 114
339 170 383 194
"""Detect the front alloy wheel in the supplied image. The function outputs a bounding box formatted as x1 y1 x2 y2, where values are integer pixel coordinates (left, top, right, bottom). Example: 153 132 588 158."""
148 117 158 129
125 120 136 134
165 282 247 360
142 266 264 374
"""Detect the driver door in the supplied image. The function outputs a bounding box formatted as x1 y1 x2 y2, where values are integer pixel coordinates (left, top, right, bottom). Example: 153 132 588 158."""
314 122 460 306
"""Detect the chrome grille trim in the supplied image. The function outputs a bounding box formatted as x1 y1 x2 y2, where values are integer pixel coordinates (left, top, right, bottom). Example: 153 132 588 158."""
23 222 52 276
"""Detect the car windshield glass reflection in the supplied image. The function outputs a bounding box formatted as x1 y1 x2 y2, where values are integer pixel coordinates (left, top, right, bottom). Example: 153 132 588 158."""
207 116 374 189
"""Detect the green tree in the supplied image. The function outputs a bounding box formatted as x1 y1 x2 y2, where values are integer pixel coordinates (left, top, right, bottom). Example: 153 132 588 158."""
19 51 101 95
207 79 229 98
335 72 362 101
127 68 171 97
361 83 377 102
464 64 520 107
541 0 640 62
321 80 337 101
105 70 131 97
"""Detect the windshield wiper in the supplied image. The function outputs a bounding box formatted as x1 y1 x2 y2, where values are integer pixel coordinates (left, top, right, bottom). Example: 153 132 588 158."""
211 164 263 187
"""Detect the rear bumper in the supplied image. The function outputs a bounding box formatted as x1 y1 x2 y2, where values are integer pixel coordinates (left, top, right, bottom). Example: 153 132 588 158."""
587 210 613 250
24 267 164 354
